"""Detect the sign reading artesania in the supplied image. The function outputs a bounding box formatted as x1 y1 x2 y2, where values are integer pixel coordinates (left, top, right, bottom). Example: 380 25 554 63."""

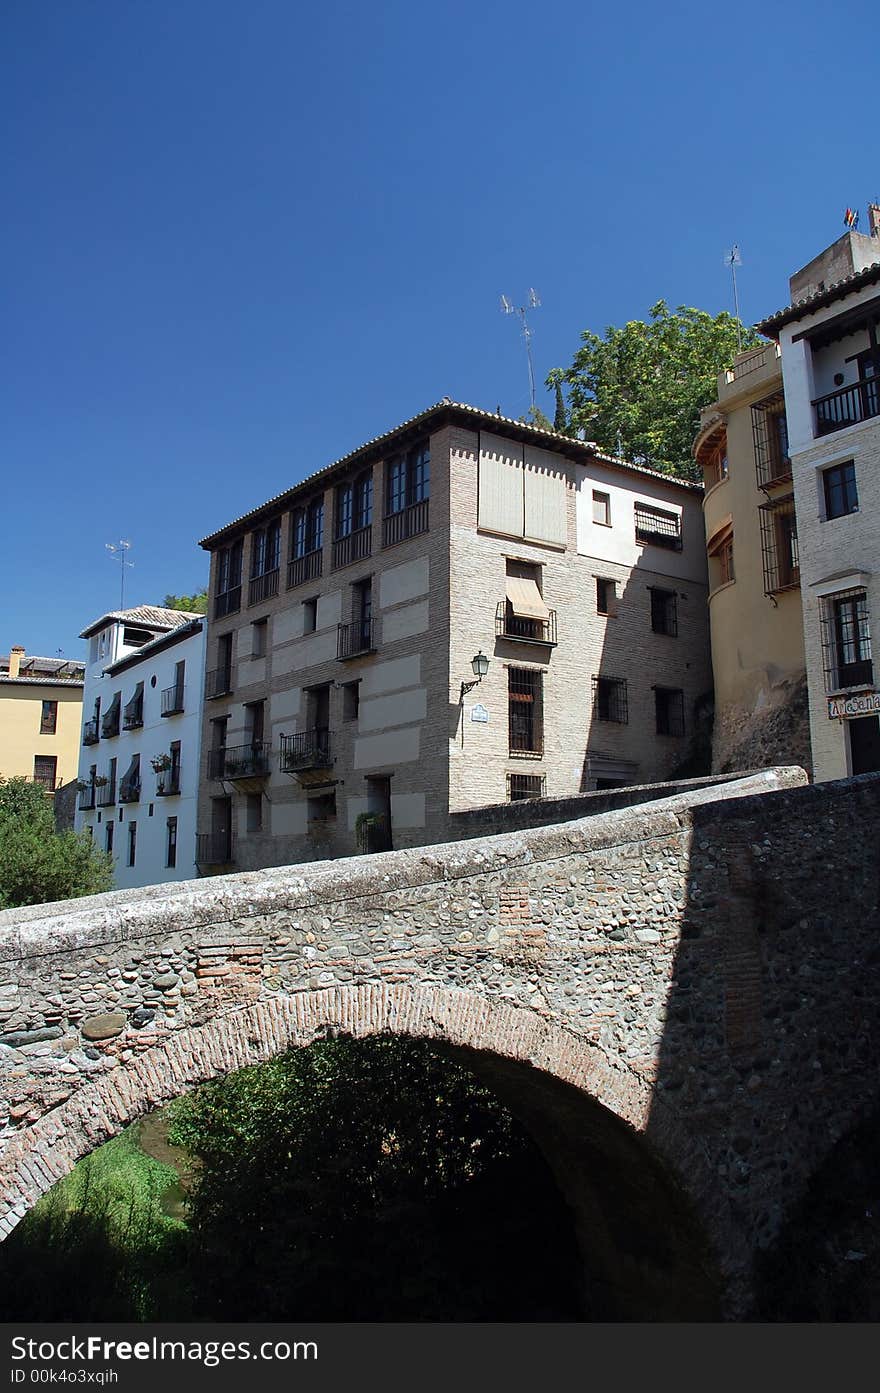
828 690 880 720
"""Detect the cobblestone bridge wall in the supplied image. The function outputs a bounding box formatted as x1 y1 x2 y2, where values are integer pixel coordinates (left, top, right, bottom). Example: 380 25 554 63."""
1 765 879 1318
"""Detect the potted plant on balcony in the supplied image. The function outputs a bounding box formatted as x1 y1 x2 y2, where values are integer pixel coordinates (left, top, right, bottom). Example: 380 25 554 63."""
93 775 109 788
151 752 172 793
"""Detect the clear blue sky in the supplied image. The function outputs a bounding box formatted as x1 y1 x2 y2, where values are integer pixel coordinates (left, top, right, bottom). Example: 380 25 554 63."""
2 0 876 660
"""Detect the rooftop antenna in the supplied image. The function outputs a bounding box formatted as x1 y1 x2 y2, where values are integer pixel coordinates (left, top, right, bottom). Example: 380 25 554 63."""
501 287 542 413
105 539 134 610
723 246 743 350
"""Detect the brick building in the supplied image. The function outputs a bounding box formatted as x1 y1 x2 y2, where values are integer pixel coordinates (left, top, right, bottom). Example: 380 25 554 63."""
196 401 711 870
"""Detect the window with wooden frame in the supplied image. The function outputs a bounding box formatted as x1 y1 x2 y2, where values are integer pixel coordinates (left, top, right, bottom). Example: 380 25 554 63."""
596 577 617 617
215 539 243 618
820 588 873 692
707 521 734 589
822 460 858 520
39 700 58 734
508 667 543 757
592 490 611 526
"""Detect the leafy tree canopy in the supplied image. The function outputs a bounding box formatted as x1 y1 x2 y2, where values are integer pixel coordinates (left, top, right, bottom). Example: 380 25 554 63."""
162 591 207 614
548 301 761 481
0 777 113 909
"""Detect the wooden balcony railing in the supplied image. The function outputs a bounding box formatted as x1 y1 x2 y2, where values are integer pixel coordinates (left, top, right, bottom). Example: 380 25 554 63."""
813 376 880 436
196 832 233 867
332 526 371 571
248 568 280 606
287 549 322 590
382 499 429 548
205 666 232 700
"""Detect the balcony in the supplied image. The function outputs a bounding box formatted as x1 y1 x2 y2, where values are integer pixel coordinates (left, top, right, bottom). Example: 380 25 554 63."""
83 718 99 746
101 706 120 739
332 525 371 571
122 702 143 731
119 780 141 804
249 568 280 606
161 684 185 717
78 784 96 811
382 499 429 548
495 603 557 647
280 729 332 774
287 549 322 590
196 832 233 867
337 618 376 660
813 377 880 436
156 775 181 797
211 742 270 780
205 666 232 700
214 585 242 619
96 781 116 807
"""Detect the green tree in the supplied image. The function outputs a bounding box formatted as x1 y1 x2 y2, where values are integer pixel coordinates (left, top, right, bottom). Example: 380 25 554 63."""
161 591 207 614
0 777 113 909
548 300 760 480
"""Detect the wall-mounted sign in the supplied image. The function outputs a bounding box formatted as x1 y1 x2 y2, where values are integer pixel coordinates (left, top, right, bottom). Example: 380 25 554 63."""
470 703 489 723
828 690 880 721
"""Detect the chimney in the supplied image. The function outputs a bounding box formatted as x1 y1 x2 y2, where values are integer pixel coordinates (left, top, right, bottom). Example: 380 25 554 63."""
8 645 25 679
869 204 880 240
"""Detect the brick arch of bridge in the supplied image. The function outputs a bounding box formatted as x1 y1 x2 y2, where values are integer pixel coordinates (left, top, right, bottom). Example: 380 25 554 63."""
1 982 723 1320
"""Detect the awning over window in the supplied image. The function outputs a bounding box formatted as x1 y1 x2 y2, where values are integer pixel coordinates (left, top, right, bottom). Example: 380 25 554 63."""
506 575 549 621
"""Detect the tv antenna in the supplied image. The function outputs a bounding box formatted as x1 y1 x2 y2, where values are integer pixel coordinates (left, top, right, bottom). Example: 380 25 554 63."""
105 539 134 610
500 287 541 413
723 245 743 350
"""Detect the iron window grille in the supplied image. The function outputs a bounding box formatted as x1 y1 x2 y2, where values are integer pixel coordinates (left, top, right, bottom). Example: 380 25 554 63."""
820 588 873 692
654 687 685 736
508 667 543 757
751 392 791 486
507 772 546 801
649 588 678 636
759 495 800 593
592 675 628 724
634 503 682 551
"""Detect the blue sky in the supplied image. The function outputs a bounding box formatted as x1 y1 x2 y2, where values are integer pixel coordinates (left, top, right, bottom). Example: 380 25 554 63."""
2 0 876 660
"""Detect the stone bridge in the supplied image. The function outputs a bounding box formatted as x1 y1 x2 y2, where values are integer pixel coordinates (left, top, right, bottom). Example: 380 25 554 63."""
2 767 879 1319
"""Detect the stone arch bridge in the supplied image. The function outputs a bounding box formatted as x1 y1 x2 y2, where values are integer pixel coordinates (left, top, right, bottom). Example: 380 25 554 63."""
2 768 879 1319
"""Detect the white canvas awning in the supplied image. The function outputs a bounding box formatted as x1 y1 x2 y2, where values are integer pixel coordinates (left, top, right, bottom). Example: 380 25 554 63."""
506 575 550 621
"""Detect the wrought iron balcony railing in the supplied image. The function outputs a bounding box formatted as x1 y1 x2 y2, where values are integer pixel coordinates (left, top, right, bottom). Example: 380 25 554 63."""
337 618 376 659
495 603 558 646
196 832 233 867
813 376 880 436
101 708 120 739
83 718 99 746
96 781 116 807
122 702 143 730
279 729 332 773
119 780 141 804
155 774 181 797
211 742 270 780
160 684 185 717
78 785 96 811
205 666 232 700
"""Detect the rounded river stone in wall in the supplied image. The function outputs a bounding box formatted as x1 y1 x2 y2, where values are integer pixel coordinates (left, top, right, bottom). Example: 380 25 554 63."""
81 1012 127 1042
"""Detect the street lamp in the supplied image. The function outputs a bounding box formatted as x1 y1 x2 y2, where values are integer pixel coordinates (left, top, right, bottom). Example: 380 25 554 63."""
460 651 489 703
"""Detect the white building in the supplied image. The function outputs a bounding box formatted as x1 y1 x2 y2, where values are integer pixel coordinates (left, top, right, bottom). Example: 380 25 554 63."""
757 210 880 780
75 606 206 888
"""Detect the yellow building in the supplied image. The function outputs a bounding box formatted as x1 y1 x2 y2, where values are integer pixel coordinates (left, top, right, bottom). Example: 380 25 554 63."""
693 345 810 775
0 647 85 791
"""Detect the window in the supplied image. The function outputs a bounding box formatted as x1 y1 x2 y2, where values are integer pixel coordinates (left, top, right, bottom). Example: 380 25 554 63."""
40 700 57 735
703 440 729 489
245 700 266 748
105 821 114 855
499 560 555 643
821 589 873 691
32 754 57 790
342 681 360 720
708 523 734 589
823 460 858 520
252 617 268 658
650 588 678 637
592 490 611 526
161 661 185 716
249 519 281 603
592 675 628 724
338 577 374 657
166 817 177 868
123 682 144 729
307 791 337 824
169 741 182 793
245 793 263 833
119 754 141 803
215 539 243 618
127 821 137 867
655 687 685 736
507 773 546 801
508 667 543 756
302 597 318 633
336 472 373 539
289 498 324 587
101 692 121 738
206 632 233 700
383 442 430 545
634 503 682 551
123 626 152 648
596 578 617 616
759 496 799 593
751 393 790 486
